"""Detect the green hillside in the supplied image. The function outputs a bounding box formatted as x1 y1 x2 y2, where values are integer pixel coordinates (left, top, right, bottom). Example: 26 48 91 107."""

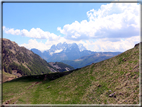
2 43 140 104
53 62 74 70
61 52 121 69
2 38 57 82
61 54 115 69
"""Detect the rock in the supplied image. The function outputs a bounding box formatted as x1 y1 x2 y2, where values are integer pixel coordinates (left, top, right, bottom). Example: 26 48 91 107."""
124 82 128 86
119 93 123 95
97 84 101 87
109 92 116 98
122 58 126 61
134 43 140 47
115 87 119 90
47 86 51 89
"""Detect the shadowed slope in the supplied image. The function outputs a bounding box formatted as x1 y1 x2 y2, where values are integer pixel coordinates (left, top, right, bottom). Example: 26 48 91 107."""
2 38 57 82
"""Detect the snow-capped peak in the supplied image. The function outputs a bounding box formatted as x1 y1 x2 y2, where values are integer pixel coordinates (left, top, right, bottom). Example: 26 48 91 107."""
54 49 63 53
78 44 86 52
48 42 83 55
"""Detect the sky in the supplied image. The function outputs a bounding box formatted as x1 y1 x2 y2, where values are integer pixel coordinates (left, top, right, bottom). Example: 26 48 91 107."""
3 2 140 52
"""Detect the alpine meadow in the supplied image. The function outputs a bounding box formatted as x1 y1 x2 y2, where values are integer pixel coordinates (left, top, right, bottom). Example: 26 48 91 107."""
2 2 141 106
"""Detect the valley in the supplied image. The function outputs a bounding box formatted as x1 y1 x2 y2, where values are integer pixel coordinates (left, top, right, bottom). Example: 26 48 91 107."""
2 2 141 105
61 52 121 69
49 62 74 72
2 39 140 104
2 39 77 82
31 42 121 69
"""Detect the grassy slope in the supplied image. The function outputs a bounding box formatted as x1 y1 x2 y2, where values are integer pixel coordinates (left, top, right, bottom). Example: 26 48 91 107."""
2 38 55 78
61 55 114 69
3 44 139 104
2 71 17 82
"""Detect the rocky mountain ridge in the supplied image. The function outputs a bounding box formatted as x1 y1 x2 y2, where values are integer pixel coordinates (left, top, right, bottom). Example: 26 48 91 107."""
2 38 57 82
61 51 121 69
48 42 86 55
31 42 121 62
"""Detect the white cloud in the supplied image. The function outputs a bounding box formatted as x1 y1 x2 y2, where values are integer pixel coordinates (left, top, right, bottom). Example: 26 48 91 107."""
20 39 49 52
3 26 21 35
3 3 140 52
3 26 60 41
57 3 140 41
20 35 140 52
19 36 90 52
85 35 140 52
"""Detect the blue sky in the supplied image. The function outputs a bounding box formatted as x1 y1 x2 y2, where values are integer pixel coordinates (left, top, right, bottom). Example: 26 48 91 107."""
3 2 140 52
3 3 105 36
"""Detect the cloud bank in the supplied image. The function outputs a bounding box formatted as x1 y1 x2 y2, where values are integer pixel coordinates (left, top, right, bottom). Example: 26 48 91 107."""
57 3 140 41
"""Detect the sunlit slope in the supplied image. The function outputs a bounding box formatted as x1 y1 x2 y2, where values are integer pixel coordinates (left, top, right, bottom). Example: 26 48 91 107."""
3 43 140 104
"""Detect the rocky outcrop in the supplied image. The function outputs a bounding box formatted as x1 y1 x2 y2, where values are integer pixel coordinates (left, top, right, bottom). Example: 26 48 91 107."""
49 62 74 72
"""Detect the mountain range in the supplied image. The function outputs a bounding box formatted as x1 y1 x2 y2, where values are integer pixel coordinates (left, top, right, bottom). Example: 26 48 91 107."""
31 42 121 68
2 38 73 82
61 52 121 69
31 42 94 62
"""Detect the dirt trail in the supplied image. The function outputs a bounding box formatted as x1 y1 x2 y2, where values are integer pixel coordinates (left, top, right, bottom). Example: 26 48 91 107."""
3 81 42 104
27 81 41 89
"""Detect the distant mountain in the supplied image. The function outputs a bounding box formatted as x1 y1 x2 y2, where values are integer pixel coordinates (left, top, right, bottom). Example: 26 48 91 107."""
48 42 68 55
31 48 42 57
31 42 121 68
2 38 58 82
31 48 50 61
31 42 95 62
49 62 74 72
78 43 87 51
61 52 121 69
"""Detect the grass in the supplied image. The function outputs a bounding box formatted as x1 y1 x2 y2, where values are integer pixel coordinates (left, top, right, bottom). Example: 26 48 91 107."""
2 43 140 104
2 71 17 83
3 71 16 78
